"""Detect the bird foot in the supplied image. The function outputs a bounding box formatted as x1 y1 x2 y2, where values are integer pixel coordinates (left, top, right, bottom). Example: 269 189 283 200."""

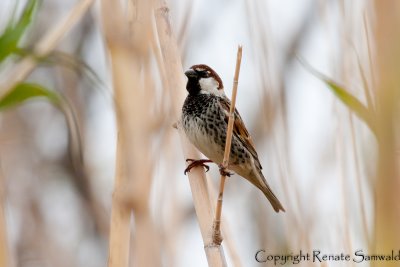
184 159 213 175
218 164 233 177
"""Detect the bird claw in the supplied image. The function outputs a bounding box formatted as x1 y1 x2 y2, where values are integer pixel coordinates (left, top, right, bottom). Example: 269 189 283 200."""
218 164 233 177
184 159 213 175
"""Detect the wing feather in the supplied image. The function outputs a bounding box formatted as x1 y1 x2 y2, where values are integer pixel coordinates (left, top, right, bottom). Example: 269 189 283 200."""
219 97 262 169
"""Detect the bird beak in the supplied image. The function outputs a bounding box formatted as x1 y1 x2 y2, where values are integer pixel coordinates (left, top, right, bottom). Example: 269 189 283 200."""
184 69 197 78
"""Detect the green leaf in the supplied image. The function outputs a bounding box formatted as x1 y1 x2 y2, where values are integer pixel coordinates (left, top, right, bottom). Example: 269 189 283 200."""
0 82 61 111
0 82 84 169
298 58 377 136
0 0 39 62
325 80 376 132
0 82 83 168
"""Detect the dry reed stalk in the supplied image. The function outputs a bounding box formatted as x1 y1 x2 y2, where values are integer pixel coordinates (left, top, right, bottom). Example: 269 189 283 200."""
0 163 9 267
220 224 243 267
0 0 95 98
155 1 228 266
101 0 160 266
107 135 131 267
212 46 242 245
372 2 400 264
349 115 370 246
207 183 244 267
362 13 377 106
99 10 132 266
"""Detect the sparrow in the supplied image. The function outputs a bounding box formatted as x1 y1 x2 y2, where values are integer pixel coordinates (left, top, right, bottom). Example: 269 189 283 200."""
181 64 285 212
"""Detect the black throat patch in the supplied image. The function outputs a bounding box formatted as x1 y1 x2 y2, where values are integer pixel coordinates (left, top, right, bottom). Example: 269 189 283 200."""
186 78 201 95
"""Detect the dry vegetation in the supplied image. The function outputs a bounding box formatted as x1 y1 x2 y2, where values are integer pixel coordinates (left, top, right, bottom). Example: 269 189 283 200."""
0 0 399 267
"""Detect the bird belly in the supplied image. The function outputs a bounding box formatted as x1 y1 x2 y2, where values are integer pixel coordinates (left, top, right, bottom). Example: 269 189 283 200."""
194 134 224 164
182 117 225 164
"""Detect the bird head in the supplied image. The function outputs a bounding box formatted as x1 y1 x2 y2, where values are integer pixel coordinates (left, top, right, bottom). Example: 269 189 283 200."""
184 64 224 96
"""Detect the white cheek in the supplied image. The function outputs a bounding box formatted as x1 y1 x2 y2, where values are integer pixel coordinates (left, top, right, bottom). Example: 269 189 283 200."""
199 78 224 96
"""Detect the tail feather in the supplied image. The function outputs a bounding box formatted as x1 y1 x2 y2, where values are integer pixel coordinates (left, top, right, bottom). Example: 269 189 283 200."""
253 171 285 213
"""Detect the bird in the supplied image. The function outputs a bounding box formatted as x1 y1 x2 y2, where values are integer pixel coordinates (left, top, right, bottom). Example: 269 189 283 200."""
181 64 285 212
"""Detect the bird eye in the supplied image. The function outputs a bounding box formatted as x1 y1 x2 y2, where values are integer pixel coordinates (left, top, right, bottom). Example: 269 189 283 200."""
196 70 209 78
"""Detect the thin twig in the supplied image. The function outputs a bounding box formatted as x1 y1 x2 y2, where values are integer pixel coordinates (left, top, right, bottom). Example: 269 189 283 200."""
212 45 243 245
208 180 244 267
362 12 377 108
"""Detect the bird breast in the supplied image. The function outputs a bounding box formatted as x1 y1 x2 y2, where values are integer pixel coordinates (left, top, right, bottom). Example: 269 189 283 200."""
182 95 226 164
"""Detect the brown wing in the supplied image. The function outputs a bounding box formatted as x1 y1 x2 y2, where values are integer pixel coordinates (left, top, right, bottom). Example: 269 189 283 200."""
219 97 262 169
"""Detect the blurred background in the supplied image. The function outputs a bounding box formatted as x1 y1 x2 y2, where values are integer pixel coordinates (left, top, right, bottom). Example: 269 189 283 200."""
0 0 398 266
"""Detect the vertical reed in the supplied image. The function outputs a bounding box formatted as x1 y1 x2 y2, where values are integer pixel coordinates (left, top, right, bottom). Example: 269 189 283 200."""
372 2 400 264
101 0 160 266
